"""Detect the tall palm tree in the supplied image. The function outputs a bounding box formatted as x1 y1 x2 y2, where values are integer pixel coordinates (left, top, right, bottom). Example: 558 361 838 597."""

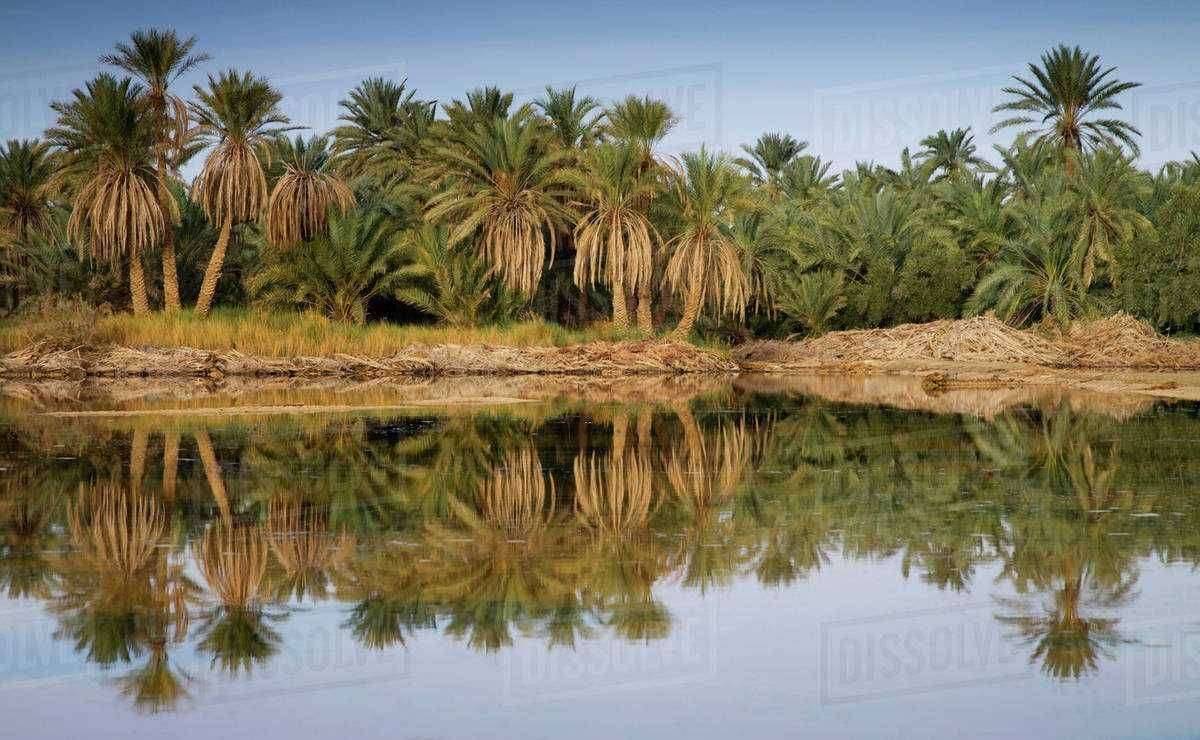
916 128 987 180
423 107 575 296
735 132 808 187
189 69 290 316
47 74 167 314
533 85 604 152
263 134 354 248
566 142 660 328
992 45 1142 160
101 28 209 312
604 96 677 329
660 148 752 338
0 139 56 245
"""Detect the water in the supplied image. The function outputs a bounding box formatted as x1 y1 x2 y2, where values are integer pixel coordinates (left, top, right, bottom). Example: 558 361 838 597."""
2 377 1200 738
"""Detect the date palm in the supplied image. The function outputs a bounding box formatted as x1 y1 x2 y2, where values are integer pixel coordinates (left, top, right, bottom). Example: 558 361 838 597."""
916 127 987 180
1069 147 1153 287
566 142 660 328
735 132 807 187
604 96 677 329
534 85 604 152
47 74 167 314
101 28 209 312
332 77 435 180
992 45 1141 160
660 148 752 339
190 69 290 316
249 207 406 324
263 134 354 248
0 138 55 245
423 106 575 296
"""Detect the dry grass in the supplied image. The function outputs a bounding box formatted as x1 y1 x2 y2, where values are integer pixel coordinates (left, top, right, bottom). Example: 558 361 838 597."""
0 309 646 356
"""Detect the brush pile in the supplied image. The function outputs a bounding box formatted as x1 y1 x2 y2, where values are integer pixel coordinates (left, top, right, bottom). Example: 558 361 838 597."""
0 340 736 379
736 316 1067 370
1058 313 1200 369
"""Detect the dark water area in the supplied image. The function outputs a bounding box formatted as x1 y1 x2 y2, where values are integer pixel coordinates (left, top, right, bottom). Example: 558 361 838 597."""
2 381 1200 738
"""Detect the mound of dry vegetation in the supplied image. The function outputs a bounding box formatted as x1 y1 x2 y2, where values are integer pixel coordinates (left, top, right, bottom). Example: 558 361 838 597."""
736 313 1200 372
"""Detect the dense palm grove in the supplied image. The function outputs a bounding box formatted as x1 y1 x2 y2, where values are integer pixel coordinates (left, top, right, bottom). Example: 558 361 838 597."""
2 33 1198 340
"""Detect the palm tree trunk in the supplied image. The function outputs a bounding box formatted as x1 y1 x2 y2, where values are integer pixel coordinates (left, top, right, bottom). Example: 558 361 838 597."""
195 430 232 525
671 281 702 340
130 428 149 497
157 160 180 312
195 218 231 318
130 253 150 315
636 288 653 333
611 278 629 328
162 430 180 503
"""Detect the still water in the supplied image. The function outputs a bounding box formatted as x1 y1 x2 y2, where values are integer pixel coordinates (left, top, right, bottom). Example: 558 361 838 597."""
2 376 1200 738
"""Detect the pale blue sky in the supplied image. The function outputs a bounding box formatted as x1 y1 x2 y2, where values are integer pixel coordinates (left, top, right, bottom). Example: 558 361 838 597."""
3 1 1200 170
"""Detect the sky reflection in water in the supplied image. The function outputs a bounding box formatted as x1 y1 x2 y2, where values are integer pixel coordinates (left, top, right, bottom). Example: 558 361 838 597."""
2 381 1200 738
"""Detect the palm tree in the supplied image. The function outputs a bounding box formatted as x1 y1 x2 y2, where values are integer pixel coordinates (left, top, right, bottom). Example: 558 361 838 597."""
777 270 846 336
533 85 604 152
660 149 753 338
395 224 524 326
101 28 209 312
735 132 807 187
566 142 660 328
249 207 406 323
992 45 1142 160
47 74 167 314
443 85 514 129
775 154 840 203
916 128 987 180
604 96 677 329
0 139 55 245
332 77 435 179
262 134 354 248
967 197 1086 327
423 107 575 296
1069 148 1153 287
189 69 290 316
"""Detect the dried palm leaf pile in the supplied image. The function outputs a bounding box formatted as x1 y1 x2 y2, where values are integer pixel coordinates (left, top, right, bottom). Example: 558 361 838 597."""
737 313 1200 371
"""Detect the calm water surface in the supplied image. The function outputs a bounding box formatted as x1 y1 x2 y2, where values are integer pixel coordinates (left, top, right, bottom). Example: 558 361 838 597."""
2 380 1200 738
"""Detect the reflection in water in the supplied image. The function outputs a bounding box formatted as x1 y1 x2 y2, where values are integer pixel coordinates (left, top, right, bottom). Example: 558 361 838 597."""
3 386 1200 713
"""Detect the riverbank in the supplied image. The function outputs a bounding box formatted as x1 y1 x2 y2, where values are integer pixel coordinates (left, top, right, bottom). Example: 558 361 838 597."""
0 339 737 379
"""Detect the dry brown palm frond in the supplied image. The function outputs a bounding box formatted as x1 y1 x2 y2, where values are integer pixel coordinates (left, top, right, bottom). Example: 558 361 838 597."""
573 450 654 538
191 140 268 227
263 135 355 248
195 523 268 610
64 162 166 261
663 421 753 514
477 447 557 537
265 500 354 596
68 482 165 579
662 227 750 319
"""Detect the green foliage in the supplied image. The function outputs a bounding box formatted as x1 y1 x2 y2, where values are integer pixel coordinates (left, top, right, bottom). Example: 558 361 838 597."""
247 208 407 324
394 225 524 326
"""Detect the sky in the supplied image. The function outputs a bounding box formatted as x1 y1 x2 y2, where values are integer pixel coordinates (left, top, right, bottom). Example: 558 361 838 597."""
3 0 1200 172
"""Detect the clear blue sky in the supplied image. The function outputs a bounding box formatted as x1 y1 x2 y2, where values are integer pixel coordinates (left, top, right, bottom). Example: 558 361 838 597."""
3 0 1200 171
